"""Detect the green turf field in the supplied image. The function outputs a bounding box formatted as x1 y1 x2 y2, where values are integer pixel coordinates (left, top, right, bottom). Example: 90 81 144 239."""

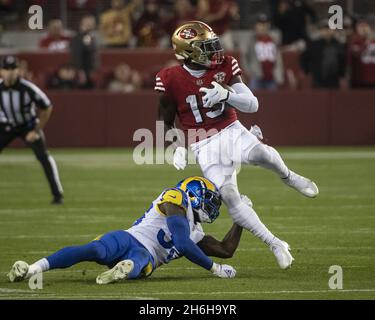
0 147 374 300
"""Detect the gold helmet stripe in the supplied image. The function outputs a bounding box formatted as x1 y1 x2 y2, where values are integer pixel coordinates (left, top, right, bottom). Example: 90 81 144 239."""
180 176 217 192
185 20 213 32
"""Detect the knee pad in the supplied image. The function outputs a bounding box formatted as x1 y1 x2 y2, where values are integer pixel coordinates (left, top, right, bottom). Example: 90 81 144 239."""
220 184 241 209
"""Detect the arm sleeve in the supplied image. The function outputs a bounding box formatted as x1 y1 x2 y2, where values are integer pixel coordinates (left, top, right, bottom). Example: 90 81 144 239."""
226 82 259 113
167 215 213 270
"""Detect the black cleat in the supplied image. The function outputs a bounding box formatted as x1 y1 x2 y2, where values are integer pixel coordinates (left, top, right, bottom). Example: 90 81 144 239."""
51 197 64 205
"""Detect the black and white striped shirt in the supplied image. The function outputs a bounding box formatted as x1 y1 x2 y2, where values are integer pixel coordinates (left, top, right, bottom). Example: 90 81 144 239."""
0 77 51 129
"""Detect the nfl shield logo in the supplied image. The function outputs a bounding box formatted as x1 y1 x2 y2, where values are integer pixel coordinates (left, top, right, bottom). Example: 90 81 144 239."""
214 72 226 83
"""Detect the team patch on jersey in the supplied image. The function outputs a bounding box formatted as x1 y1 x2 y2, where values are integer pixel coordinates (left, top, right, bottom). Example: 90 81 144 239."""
157 188 189 214
213 72 226 83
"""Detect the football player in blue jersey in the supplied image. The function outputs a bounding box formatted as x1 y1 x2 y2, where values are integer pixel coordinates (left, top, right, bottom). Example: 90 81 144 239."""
8 176 249 284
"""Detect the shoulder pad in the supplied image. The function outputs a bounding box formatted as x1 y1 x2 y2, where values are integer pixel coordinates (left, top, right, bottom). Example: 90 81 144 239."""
158 188 189 211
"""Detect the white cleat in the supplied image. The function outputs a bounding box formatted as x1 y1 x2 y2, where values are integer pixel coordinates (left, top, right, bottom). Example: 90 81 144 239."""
282 170 319 198
270 240 294 269
7 261 29 282
96 260 134 285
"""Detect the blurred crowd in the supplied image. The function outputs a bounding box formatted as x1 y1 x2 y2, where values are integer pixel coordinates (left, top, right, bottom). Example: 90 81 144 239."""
1 0 375 91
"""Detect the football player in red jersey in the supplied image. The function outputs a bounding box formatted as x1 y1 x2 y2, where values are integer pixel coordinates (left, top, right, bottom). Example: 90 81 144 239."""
156 21 319 269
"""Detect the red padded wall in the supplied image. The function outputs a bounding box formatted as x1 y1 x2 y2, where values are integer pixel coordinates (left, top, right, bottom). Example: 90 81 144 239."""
8 90 375 148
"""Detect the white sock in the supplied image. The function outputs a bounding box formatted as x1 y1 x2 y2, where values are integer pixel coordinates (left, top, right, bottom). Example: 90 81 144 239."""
26 258 50 278
229 202 278 246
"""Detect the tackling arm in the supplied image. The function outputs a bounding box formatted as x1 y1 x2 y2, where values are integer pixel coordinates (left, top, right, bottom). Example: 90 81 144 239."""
159 202 236 278
197 224 243 259
159 202 214 270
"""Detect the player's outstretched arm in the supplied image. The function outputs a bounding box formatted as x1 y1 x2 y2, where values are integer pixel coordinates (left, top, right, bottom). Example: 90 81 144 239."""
160 202 214 270
159 202 236 278
197 224 243 259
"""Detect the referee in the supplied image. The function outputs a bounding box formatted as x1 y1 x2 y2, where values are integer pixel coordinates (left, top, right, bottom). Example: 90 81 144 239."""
0 56 64 204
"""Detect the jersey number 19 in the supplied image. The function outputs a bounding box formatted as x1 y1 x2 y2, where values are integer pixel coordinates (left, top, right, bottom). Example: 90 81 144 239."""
186 95 225 123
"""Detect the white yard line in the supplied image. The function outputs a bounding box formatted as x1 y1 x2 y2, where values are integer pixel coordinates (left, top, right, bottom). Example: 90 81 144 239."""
0 288 32 294
1 289 374 298
0 234 93 239
1 229 374 240
281 151 375 160
0 293 158 300
1 150 375 164
134 289 375 295
2 205 374 215
236 246 375 252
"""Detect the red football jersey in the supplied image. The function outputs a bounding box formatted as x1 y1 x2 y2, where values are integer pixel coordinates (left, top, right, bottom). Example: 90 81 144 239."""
255 34 277 81
155 55 241 136
348 35 375 86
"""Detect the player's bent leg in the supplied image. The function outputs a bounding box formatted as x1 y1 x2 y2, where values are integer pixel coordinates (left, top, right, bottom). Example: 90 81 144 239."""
126 246 154 280
202 162 294 269
46 241 107 269
220 181 276 246
246 144 319 198
246 144 289 177
96 232 154 284
218 175 294 269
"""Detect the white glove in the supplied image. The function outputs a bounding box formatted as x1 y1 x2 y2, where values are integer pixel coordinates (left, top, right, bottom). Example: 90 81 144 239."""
173 146 187 170
211 262 236 278
240 194 253 207
199 81 230 108
249 124 263 141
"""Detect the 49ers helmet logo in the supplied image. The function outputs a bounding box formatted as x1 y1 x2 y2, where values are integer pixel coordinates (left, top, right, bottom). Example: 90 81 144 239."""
179 28 197 39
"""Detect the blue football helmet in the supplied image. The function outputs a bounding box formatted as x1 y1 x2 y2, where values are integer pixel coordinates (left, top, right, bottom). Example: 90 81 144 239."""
176 176 221 223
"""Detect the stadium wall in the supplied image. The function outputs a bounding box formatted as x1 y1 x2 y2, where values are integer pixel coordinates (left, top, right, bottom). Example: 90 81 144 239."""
9 90 375 148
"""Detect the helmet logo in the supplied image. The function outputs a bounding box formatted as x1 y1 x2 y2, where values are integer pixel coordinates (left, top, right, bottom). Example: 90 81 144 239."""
180 28 197 39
